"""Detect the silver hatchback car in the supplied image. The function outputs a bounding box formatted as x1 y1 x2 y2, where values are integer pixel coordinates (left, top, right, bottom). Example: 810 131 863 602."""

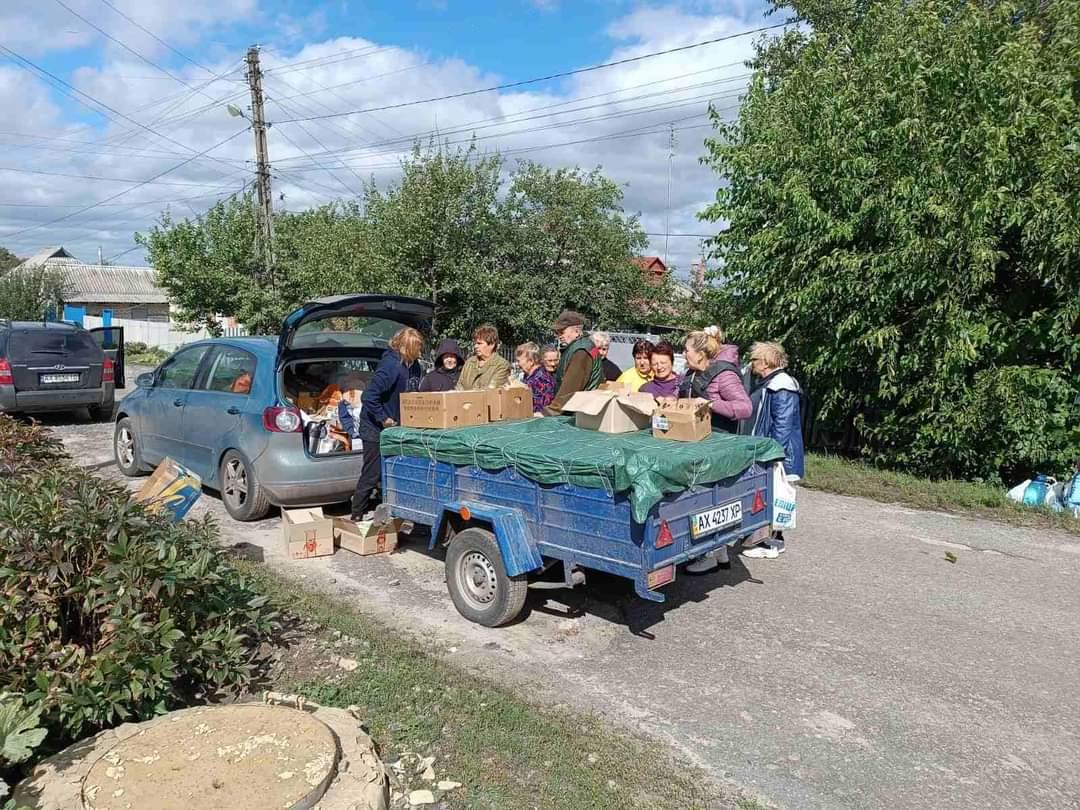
113 294 433 520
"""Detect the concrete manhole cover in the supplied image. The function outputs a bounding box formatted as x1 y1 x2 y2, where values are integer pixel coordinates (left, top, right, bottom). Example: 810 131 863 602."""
15 701 388 810
81 705 337 810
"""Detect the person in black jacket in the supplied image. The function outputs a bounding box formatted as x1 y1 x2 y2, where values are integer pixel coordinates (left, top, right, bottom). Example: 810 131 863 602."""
590 331 622 382
419 338 464 392
350 327 424 519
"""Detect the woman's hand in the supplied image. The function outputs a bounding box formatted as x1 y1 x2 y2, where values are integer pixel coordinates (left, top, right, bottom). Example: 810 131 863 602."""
383 417 397 428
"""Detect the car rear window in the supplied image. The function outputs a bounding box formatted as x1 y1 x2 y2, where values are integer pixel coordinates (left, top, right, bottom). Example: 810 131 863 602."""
292 316 402 350
8 330 101 361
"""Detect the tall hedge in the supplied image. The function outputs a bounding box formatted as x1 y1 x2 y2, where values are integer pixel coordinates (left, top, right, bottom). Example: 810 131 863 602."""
701 0 1079 480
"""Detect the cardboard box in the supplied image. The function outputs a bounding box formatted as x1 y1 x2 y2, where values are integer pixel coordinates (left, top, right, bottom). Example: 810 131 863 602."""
561 389 656 433
652 398 712 442
486 386 534 422
334 517 402 556
400 391 488 429
131 457 202 522
283 507 335 560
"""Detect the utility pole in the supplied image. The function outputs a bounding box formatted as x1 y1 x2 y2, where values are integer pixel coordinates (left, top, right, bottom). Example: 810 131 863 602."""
664 123 677 269
245 46 274 286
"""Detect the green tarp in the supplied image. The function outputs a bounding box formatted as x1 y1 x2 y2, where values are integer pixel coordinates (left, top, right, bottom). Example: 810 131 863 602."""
381 417 785 523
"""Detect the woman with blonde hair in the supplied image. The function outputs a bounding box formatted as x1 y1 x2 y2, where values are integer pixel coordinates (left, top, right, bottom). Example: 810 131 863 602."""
679 326 752 574
351 326 424 519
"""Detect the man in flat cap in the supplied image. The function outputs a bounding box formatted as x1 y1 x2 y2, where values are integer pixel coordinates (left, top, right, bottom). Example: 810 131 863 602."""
545 309 602 414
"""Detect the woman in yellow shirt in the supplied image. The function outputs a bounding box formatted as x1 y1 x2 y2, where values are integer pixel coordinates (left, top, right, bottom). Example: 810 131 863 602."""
615 339 655 391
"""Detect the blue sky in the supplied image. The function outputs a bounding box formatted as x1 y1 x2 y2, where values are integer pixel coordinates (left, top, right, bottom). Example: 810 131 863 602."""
1 0 779 270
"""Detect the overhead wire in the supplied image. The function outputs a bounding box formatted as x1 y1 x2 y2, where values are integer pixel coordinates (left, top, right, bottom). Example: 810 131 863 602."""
268 108 362 197
271 22 787 123
95 0 218 77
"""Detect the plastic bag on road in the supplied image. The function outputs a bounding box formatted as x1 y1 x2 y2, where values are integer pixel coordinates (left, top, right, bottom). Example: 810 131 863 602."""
1006 474 1063 512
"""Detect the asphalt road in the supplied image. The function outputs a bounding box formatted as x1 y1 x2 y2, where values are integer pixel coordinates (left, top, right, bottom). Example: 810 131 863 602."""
43 395 1080 810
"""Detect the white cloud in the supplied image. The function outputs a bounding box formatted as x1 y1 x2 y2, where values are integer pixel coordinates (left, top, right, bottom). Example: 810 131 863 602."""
0 3 773 274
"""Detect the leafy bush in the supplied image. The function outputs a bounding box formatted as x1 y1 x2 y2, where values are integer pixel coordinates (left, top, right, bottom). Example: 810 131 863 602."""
124 341 169 366
0 694 46 800
0 415 277 747
0 267 67 321
701 0 1079 481
0 418 67 479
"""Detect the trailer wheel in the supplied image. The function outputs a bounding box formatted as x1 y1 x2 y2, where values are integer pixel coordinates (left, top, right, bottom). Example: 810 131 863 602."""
446 527 528 627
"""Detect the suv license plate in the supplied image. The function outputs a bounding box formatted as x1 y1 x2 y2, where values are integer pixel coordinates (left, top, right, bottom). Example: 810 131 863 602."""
690 501 742 539
40 373 80 384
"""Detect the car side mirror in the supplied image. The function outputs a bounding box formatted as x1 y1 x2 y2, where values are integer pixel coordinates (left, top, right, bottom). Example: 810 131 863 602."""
135 372 155 388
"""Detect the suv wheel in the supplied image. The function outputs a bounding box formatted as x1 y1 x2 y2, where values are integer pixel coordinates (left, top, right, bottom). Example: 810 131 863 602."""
114 417 144 476
220 450 271 521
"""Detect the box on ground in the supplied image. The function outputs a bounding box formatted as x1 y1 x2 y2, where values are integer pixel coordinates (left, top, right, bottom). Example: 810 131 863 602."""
486 386 534 422
562 389 655 433
401 391 488 429
131 457 202 522
652 398 711 442
283 507 335 560
334 517 402 556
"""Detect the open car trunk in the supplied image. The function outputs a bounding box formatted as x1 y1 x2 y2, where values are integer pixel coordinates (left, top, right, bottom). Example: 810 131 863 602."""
276 294 434 458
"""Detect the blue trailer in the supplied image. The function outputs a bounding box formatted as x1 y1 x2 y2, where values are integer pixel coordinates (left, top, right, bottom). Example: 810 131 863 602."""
380 439 779 627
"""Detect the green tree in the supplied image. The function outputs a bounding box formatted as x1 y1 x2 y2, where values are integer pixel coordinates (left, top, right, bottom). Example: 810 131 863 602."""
0 267 67 321
0 247 21 273
701 0 1080 481
499 162 653 341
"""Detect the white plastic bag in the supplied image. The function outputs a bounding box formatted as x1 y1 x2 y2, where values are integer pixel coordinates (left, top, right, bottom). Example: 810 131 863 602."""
772 462 797 531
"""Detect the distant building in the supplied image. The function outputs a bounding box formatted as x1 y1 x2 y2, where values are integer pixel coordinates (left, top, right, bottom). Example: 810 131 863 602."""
632 255 668 286
15 247 170 322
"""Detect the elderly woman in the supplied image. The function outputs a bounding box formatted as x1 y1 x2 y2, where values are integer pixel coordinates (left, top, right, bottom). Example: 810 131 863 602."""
515 341 555 415
676 328 753 575
616 339 654 391
541 345 560 375
590 331 622 381
457 323 511 390
351 327 424 519
741 340 805 559
679 327 752 432
639 341 681 399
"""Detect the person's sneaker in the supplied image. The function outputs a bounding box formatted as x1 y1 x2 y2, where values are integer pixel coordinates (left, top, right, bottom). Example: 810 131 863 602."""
742 544 779 559
715 545 731 569
685 554 719 574
769 537 786 554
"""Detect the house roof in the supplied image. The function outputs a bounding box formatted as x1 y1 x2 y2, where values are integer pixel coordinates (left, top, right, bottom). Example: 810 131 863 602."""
632 256 668 274
15 247 168 305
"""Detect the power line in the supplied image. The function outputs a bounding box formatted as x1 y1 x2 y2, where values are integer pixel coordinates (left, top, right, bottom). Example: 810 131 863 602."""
270 98 367 194
272 23 787 123
263 44 388 76
3 127 249 242
96 0 217 77
0 165 248 189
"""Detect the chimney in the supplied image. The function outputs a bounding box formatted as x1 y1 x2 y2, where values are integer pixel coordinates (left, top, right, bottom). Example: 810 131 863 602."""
691 260 705 288
97 246 103 265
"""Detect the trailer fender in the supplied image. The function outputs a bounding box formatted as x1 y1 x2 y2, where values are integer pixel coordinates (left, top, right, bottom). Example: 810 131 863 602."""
431 502 543 577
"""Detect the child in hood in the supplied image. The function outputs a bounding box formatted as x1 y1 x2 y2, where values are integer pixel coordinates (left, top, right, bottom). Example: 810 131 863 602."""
419 338 464 392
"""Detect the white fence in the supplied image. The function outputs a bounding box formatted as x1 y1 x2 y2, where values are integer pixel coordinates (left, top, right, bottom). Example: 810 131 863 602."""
82 315 246 351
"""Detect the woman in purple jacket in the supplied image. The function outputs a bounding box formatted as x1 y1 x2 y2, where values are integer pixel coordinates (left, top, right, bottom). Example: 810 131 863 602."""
639 341 681 399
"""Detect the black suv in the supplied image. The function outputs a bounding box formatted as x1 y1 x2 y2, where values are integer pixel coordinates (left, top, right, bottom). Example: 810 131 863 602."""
0 320 124 421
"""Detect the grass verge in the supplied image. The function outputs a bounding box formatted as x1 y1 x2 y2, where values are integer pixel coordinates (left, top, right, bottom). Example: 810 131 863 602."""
803 453 1079 535
237 562 745 810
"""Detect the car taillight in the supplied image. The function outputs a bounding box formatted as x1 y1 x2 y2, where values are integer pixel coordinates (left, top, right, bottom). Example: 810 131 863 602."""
751 488 766 514
263 406 302 433
102 357 114 383
655 519 674 549
0 359 11 385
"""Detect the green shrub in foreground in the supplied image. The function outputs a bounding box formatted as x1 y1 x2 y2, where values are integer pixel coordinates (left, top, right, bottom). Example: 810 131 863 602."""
0 464 277 745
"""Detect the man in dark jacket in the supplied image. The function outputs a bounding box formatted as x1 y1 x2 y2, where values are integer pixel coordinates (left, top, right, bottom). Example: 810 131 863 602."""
545 309 602 414
590 331 622 382
419 338 464 392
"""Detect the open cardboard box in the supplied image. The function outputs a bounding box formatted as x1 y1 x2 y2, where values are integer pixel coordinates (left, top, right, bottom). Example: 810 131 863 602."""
334 517 402 556
131 457 202 523
401 391 488 429
562 388 656 433
652 398 712 442
282 507 335 560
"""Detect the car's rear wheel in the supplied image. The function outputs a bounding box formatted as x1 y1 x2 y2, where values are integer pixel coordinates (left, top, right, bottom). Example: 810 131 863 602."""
114 417 145 477
220 449 271 521
445 527 528 627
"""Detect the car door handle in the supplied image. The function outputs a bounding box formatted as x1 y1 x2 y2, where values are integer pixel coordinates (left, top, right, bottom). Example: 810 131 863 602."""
173 398 184 407
226 406 241 415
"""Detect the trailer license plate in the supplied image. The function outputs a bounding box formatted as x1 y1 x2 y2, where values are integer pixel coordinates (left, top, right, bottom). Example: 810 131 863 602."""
690 501 742 539
40 373 80 384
